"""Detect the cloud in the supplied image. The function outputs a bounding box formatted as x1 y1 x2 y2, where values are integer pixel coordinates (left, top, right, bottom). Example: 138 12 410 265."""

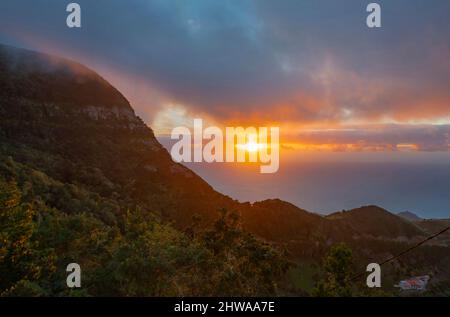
284 124 450 152
1 0 450 136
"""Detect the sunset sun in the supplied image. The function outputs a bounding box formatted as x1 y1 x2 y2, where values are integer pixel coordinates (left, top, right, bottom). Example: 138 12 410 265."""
242 140 265 152
236 138 267 153
232 133 267 153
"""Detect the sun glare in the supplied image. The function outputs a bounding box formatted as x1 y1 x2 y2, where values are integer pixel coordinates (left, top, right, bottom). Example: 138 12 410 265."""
237 139 267 152
245 141 264 152
234 133 269 152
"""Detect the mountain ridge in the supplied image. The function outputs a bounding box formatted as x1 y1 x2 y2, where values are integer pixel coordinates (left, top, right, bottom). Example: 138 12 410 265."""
398 211 423 222
327 205 425 239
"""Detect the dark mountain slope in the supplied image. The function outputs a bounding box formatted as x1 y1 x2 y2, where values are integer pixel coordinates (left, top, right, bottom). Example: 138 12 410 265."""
0 44 128 107
414 219 450 246
0 43 231 227
242 199 325 241
327 206 425 239
241 199 352 243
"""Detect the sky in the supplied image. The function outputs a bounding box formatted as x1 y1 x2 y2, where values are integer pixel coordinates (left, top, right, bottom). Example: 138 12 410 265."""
1 1 450 145
1 1 450 216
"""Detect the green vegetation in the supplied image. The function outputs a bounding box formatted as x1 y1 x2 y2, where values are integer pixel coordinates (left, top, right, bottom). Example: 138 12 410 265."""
0 176 289 296
313 244 354 297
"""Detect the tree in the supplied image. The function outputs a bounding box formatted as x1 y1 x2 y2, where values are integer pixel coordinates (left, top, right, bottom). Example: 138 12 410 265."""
0 178 54 295
199 208 291 296
313 243 354 297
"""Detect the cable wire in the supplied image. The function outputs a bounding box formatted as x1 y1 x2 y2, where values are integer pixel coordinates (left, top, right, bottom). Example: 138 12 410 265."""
350 226 450 282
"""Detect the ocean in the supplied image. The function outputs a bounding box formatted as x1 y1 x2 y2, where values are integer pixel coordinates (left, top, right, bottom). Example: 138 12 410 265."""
177 150 450 219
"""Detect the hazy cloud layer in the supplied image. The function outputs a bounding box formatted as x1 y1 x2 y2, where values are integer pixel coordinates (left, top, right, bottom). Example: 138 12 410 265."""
287 124 450 152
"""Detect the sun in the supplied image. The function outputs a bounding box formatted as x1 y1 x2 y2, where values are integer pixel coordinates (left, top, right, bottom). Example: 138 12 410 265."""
243 141 263 152
234 133 269 153
237 137 267 153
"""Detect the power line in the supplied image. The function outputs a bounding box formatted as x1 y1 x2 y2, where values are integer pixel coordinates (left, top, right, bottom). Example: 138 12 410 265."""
350 226 450 282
